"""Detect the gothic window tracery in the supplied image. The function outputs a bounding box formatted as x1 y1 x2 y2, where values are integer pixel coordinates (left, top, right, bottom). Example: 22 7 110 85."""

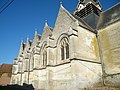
43 49 47 66
61 45 64 60
30 51 34 70
42 44 47 66
60 38 69 60
66 43 69 59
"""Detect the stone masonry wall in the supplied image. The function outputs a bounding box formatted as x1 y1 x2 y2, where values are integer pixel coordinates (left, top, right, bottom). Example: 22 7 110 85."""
99 21 120 87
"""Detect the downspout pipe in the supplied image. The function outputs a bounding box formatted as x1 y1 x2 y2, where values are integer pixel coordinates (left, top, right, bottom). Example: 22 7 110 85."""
96 30 106 86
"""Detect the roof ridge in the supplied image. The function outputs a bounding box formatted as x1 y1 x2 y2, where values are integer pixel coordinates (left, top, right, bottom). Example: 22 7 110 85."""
102 2 120 14
60 4 76 22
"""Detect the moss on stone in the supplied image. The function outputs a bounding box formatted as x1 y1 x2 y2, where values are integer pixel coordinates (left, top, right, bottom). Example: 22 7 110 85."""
91 36 99 60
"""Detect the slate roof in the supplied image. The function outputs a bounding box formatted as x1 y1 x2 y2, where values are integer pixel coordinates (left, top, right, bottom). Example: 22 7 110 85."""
83 13 99 29
97 2 120 30
40 21 52 41
72 14 95 32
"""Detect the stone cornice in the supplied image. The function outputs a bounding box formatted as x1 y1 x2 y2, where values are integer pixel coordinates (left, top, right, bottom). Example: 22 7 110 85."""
47 61 71 67
70 58 101 64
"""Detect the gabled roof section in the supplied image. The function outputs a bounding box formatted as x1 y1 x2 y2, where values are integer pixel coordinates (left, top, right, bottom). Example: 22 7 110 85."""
82 13 99 29
53 4 94 32
40 21 52 41
31 30 41 47
27 37 32 46
18 40 25 56
24 37 32 51
97 2 120 30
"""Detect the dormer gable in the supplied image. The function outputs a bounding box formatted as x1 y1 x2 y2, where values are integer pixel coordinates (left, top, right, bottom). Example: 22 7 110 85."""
24 37 32 52
31 30 41 48
53 3 93 33
40 20 52 41
18 40 25 57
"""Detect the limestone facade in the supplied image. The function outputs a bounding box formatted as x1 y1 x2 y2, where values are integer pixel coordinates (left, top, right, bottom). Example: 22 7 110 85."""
10 0 120 89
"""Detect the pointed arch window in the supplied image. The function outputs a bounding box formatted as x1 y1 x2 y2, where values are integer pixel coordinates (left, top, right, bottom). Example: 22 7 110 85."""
30 48 38 70
61 45 64 60
60 38 69 60
43 49 47 66
42 44 47 66
66 43 69 59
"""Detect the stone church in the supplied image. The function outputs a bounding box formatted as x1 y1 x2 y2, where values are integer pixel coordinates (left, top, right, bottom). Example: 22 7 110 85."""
10 0 120 89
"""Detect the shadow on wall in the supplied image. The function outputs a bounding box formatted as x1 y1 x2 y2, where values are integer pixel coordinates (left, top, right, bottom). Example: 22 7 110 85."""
0 83 34 90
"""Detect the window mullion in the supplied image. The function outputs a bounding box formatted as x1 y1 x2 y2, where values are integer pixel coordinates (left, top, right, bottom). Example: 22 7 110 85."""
64 45 66 60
